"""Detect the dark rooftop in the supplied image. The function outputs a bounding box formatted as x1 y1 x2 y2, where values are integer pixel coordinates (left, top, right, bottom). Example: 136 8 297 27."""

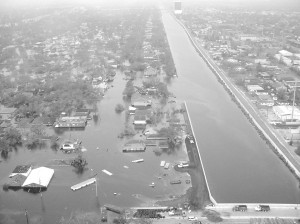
12 165 31 174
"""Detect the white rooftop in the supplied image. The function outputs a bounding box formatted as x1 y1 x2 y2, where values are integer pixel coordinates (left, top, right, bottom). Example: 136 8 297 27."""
22 167 54 188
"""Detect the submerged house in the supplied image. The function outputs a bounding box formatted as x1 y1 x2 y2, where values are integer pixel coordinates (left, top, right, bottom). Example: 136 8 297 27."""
131 93 152 109
123 140 146 152
9 165 32 178
22 167 54 192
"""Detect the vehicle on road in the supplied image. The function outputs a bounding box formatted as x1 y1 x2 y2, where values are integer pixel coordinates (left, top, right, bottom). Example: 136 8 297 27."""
255 205 270 212
188 216 198 221
232 205 247 212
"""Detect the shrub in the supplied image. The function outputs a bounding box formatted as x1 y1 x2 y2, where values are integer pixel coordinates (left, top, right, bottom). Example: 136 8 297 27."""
295 146 300 156
202 210 223 223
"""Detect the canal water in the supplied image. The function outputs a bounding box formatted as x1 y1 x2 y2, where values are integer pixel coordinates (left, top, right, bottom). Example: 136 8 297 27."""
161 12 300 204
0 70 190 223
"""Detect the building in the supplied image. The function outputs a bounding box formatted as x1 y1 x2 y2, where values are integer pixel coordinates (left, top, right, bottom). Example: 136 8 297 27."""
9 165 32 178
257 94 274 107
55 116 87 128
133 115 147 125
246 85 264 93
0 106 16 121
144 66 157 78
273 105 300 121
279 50 293 57
22 167 54 192
131 93 152 109
174 1 182 15
239 34 259 42
123 140 146 152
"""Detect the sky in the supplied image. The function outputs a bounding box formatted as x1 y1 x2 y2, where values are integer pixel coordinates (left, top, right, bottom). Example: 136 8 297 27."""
0 0 299 11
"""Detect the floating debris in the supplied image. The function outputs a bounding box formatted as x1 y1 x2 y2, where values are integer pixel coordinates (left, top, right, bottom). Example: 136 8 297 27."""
102 169 113 176
123 166 129 169
71 178 96 191
149 182 155 187
132 159 144 163
164 163 170 169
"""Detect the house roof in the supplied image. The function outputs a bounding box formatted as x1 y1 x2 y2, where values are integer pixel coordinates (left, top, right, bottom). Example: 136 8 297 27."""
22 167 54 188
0 107 16 114
10 165 32 177
135 109 151 116
7 174 27 187
134 115 147 121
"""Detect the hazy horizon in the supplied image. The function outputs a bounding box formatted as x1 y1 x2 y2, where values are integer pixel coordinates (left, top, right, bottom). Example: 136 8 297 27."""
0 0 299 11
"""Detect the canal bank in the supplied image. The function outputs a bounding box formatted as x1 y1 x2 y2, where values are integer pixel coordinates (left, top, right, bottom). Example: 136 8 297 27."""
162 11 300 204
173 15 300 182
182 102 216 205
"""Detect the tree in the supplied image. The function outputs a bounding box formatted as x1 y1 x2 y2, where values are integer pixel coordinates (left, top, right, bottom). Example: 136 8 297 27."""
71 154 88 171
295 146 300 156
3 127 22 147
256 63 264 73
113 217 127 224
115 104 125 113
277 88 288 101
0 138 10 154
123 80 135 99
157 82 169 98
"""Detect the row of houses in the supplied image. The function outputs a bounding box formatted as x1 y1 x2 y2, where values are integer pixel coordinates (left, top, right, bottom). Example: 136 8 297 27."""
130 93 153 129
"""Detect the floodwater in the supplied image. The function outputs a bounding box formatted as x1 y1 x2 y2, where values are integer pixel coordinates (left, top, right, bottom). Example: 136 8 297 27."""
161 12 300 204
0 71 190 223
1 10 300 224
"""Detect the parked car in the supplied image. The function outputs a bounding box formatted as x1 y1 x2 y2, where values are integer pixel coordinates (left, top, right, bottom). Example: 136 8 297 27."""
188 216 198 221
255 205 270 212
232 205 247 212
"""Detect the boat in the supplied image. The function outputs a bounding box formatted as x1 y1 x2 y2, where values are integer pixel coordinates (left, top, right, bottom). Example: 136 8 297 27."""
160 161 166 167
132 159 144 163
149 182 155 187
164 163 170 169
96 147 100 150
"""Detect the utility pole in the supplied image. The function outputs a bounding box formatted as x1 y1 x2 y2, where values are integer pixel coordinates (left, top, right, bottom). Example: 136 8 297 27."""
91 169 98 198
291 81 298 120
25 209 29 224
95 176 98 198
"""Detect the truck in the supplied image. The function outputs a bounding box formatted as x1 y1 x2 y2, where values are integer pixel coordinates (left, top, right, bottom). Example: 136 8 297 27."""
255 205 270 212
232 205 247 212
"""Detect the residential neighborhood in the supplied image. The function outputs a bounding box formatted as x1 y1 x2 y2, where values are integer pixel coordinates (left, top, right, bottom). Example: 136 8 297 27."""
182 5 300 154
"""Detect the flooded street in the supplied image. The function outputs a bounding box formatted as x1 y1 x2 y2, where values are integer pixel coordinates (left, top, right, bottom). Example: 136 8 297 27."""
0 71 190 223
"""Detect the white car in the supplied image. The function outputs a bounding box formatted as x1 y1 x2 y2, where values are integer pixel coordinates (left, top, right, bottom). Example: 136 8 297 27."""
188 216 198 221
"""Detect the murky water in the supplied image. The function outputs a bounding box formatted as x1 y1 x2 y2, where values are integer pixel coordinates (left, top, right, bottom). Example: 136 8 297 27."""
0 71 190 223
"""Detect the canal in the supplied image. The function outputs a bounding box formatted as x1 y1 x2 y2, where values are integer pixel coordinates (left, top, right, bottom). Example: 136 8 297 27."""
161 12 300 204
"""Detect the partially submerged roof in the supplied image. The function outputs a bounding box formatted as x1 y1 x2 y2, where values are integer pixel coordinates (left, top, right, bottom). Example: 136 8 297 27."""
22 167 54 188
7 174 27 188
9 165 32 177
